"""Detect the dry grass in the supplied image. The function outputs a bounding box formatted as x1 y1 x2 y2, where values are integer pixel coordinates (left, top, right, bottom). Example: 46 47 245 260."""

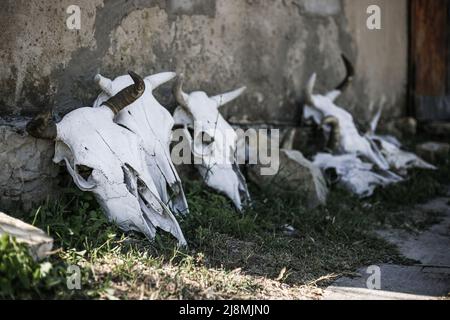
88 252 323 300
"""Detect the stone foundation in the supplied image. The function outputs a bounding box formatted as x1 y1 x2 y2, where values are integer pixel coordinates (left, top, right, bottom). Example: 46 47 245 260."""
0 118 60 211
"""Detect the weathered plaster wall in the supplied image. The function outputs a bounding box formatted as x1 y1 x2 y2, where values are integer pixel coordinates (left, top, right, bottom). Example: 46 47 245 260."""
0 0 408 209
1 0 408 121
343 0 409 121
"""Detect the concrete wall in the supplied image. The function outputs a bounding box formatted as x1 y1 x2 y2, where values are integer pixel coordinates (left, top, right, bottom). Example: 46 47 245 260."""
0 0 408 209
343 0 408 120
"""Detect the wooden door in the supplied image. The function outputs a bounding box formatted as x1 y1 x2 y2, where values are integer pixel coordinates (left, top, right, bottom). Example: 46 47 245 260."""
410 0 450 121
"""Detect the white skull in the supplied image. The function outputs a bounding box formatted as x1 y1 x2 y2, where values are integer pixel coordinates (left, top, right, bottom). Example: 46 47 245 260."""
313 152 402 198
93 71 189 216
172 76 251 211
302 56 405 197
365 108 436 173
303 57 389 170
53 105 186 245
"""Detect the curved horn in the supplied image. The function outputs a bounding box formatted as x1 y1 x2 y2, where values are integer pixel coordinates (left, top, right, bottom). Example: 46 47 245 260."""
94 74 114 96
305 73 317 106
335 54 354 92
322 116 341 153
128 71 145 92
26 110 57 140
101 71 145 114
211 86 246 108
145 72 176 90
173 74 190 110
369 105 383 134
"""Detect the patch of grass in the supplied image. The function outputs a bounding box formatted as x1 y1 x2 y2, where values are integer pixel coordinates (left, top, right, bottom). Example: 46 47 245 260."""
30 190 119 251
371 164 450 209
365 161 450 230
2 162 448 299
178 183 406 286
0 235 68 299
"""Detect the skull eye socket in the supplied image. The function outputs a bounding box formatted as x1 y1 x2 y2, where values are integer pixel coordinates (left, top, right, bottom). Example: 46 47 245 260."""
76 165 94 181
184 128 215 146
193 130 214 148
192 130 215 157
200 131 215 145
324 168 339 185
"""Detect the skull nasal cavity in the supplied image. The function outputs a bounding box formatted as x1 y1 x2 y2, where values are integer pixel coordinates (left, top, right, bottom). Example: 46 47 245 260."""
325 168 339 185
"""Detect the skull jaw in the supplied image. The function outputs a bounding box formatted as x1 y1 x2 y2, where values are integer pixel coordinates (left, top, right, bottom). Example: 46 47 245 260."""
94 192 157 238
90 180 187 246
58 161 187 246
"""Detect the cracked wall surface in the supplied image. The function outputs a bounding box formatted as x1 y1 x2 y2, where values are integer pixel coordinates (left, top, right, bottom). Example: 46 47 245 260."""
0 120 60 211
0 0 408 209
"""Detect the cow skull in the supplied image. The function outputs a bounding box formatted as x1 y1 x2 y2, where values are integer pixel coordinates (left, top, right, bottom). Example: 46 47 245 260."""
366 108 436 173
172 75 251 211
313 152 402 198
303 55 389 170
93 71 189 216
312 112 403 197
26 72 187 245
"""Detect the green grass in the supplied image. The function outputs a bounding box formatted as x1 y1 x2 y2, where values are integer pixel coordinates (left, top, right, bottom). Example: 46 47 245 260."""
1 162 449 299
0 235 62 299
372 164 450 209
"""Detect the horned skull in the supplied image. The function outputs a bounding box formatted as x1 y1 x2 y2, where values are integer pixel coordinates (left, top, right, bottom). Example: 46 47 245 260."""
302 56 405 196
93 71 189 216
311 117 404 198
303 55 389 170
26 72 187 245
172 75 251 211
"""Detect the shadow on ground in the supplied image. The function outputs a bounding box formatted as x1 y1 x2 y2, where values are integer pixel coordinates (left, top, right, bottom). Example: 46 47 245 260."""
323 194 450 300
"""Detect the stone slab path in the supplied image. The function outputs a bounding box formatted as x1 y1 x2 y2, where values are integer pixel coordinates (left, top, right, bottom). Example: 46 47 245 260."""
322 194 450 300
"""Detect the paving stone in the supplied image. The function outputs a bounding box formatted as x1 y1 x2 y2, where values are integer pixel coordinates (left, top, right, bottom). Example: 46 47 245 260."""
322 194 450 300
416 142 449 165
